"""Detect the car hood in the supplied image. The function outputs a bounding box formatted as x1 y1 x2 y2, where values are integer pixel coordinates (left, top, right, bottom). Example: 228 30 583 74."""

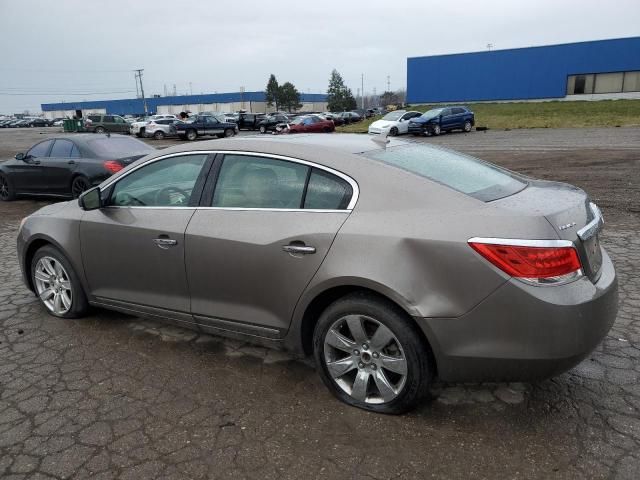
370 120 397 129
410 117 434 124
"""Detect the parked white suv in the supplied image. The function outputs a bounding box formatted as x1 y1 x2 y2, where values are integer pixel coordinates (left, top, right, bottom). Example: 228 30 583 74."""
130 115 178 137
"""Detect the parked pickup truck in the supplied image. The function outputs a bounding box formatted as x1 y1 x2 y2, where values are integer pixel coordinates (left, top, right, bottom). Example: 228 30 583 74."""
175 114 238 141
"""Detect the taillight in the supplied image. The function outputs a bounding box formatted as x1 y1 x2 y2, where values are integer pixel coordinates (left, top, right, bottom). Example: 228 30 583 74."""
468 238 582 285
103 160 124 174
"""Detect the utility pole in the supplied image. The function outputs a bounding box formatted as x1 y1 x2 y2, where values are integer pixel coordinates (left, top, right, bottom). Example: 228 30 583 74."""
134 69 148 114
386 75 391 93
487 43 493 51
189 82 193 95
361 73 364 109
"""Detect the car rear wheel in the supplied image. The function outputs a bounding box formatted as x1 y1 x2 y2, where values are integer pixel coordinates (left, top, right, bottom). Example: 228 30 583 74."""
463 120 472 132
71 175 91 198
31 245 88 318
390 127 399 136
313 293 433 414
95 126 105 134
153 130 165 140
186 129 197 141
259 125 267 134
0 174 16 201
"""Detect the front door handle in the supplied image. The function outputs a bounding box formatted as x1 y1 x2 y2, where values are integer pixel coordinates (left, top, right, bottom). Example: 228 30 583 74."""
282 244 316 255
154 237 178 249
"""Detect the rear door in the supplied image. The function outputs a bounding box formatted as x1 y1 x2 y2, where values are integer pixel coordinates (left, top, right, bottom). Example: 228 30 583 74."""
44 139 79 194
113 116 128 133
80 153 212 316
185 153 356 336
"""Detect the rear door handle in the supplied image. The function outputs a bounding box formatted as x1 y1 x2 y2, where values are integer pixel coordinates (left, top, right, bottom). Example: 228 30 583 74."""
154 237 178 249
282 245 316 255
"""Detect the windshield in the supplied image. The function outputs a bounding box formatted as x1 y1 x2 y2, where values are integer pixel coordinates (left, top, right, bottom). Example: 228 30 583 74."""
362 145 527 201
420 108 444 119
382 111 404 121
87 137 154 157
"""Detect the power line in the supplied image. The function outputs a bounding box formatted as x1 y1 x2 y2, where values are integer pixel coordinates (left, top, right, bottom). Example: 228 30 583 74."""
0 91 137 96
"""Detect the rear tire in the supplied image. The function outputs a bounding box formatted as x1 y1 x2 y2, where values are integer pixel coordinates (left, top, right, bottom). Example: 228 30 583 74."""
313 293 433 414
0 174 16 201
71 175 91 198
153 130 165 140
95 126 105 134
31 245 89 319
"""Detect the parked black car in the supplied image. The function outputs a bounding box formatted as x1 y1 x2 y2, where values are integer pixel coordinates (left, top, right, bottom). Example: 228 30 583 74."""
257 113 291 133
28 118 51 127
336 111 362 124
0 119 16 128
174 114 238 141
8 120 30 128
408 106 475 136
0 134 155 201
236 112 266 130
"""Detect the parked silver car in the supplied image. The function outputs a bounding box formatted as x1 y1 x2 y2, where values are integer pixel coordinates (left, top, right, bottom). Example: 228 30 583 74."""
16 135 617 413
145 118 184 140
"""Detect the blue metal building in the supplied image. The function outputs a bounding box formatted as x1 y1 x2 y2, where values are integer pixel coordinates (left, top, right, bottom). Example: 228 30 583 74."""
41 91 328 116
407 37 640 104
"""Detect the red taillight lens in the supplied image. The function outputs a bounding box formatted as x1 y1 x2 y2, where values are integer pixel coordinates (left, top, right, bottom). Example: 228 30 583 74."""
103 160 124 174
469 241 582 281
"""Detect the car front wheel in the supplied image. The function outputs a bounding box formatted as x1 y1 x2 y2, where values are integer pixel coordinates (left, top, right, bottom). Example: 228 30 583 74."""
186 129 197 141
0 174 16 201
31 245 89 318
313 293 433 414
463 120 472 132
259 125 267 134
432 124 441 136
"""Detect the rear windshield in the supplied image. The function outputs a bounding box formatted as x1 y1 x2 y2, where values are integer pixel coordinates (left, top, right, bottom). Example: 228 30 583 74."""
86 137 154 157
362 145 527 201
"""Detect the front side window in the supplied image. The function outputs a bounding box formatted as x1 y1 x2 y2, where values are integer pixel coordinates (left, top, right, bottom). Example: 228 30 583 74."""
110 154 208 207
304 169 352 210
27 140 53 158
212 155 309 209
103 116 114 123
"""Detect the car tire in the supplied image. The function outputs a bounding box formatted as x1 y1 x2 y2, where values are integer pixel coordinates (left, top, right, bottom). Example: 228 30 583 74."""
313 292 433 414
71 175 91 199
224 128 235 137
259 125 267 134
432 124 441 136
463 120 472 133
31 245 89 319
153 130 165 140
186 129 197 141
0 174 16 201
390 127 399 136
95 126 105 134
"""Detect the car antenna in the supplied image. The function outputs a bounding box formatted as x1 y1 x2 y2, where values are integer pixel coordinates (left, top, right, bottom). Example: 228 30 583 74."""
370 131 390 148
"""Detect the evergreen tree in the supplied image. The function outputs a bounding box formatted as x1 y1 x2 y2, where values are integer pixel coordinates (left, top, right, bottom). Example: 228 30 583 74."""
265 74 280 110
278 82 302 112
327 69 357 111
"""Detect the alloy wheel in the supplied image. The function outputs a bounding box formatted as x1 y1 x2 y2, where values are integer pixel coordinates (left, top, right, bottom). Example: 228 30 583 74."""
0 176 9 200
34 256 73 315
323 315 407 404
72 177 90 198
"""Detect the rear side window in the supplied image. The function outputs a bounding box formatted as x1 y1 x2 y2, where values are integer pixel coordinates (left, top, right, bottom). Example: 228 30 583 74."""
213 155 309 209
304 169 352 210
49 139 75 157
88 115 100 122
363 145 526 202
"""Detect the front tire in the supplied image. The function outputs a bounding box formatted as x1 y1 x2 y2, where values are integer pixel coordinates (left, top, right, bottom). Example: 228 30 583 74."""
259 125 267 134
463 120 472 132
224 128 235 137
186 129 197 141
432 124 441 136
0 174 16 201
389 127 399 136
31 245 88 318
313 293 433 414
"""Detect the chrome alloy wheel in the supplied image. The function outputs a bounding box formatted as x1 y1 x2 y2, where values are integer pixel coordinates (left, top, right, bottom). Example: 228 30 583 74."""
323 315 407 404
34 256 72 315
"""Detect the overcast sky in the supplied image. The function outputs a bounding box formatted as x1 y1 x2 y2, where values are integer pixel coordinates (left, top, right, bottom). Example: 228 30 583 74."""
1 0 639 114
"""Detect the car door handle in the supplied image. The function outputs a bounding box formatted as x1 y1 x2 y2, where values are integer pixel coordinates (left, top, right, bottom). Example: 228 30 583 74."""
68 160 75 165
282 244 316 255
153 237 178 249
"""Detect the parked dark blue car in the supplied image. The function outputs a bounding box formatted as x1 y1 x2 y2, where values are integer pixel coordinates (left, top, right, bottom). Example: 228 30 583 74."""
408 106 474 136
175 114 238 141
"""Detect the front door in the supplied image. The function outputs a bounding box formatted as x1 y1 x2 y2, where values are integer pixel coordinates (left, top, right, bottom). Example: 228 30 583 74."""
80 153 211 315
204 116 223 136
9 139 53 192
186 153 355 335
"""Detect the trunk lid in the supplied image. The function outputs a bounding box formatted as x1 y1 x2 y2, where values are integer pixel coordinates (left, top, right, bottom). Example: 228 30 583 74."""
492 180 604 281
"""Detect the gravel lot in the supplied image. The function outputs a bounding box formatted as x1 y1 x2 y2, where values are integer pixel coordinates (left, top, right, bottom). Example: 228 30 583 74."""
0 127 639 479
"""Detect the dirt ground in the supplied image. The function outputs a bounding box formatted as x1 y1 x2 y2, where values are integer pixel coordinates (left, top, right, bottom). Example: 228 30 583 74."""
0 127 639 479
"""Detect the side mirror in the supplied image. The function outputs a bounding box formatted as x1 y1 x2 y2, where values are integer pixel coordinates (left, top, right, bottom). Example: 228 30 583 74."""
78 186 102 211
15 152 25 161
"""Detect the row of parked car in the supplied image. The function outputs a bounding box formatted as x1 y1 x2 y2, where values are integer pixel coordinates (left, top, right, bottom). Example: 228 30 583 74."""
0 117 67 128
368 106 475 136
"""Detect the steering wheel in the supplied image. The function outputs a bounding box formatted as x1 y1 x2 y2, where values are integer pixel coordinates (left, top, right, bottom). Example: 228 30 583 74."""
154 186 189 206
116 192 145 206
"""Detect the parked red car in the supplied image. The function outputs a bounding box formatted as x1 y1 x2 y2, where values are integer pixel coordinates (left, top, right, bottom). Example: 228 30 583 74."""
287 115 335 133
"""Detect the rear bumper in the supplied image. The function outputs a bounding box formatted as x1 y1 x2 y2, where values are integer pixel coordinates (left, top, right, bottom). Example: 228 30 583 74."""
417 247 618 382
